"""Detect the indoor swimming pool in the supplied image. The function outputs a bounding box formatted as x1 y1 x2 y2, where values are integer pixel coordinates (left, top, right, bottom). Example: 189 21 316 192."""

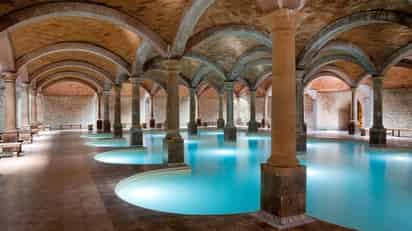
88 130 412 231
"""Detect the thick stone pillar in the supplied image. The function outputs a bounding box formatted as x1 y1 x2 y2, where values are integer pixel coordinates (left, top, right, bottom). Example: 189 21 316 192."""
130 77 143 146
369 76 386 146
217 92 225 129
224 81 236 141
348 87 358 135
188 87 198 135
113 83 123 138
96 92 103 132
2 72 18 142
30 87 38 127
149 94 155 128
20 82 32 143
164 59 184 164
21 82 31 128
257 7 311 229
248 89 258 133
103 86 111 133
296 71 307 152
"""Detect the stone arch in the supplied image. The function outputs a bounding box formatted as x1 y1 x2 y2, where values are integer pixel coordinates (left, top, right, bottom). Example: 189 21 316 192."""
254 72 272 91
37 73 104 93
184 52 227 80
304 66 356 89
133 41 156 75
30 60 114 84
304 53 369 81
186 24 272 51
191 65 213 88
315 41 377 74
381 43 412 74
171 0 215 56
229 45 271 80
196 80 221 96
298 10 412 67
0 2 168 56
16 42 130 74
234 58 272 85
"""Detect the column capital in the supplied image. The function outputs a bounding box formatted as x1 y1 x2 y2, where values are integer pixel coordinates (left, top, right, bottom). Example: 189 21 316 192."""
20 82 30 88
372 75 385 81
296 68 305 80
260 8 298 32
224 81 234 90
2 72 17 82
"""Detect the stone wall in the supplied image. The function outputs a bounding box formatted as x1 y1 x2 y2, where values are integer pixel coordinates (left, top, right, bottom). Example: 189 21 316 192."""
383 88 412 130
305 90 352 130
43 95 98 128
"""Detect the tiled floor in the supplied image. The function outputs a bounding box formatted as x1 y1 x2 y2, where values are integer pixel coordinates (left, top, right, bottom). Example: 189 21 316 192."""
1 130 358 231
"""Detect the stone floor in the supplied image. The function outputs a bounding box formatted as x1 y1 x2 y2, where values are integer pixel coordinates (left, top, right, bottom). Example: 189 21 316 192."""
0 130 359 231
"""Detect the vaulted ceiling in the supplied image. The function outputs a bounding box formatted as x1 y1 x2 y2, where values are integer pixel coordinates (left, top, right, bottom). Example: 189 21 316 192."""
0 0 411 95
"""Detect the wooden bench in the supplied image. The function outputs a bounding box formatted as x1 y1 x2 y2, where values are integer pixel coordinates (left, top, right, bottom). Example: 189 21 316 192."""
387 128 412 137
0 142 23 158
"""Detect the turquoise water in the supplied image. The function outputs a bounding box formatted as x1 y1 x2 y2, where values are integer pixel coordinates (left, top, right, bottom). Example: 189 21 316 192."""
94 131 412 231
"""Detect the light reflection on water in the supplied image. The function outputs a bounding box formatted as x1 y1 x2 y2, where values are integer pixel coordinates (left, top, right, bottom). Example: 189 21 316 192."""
91 131 412 231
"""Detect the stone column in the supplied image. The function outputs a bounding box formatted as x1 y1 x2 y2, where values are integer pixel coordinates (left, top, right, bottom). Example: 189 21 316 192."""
103 86 111 133
2 72 18 142
21 82 31 128
96 92 103 132
369 76 386 146
130 77 143 146
188 87 198 135
149 94 155 128
217 92 225 129
19 82 32 143
224 81 236 141
30 87 38 127
113 83 123 138
248 89 258 133
257 7 310 229
348 87 358 135
296 71 307 152
164 59 184 164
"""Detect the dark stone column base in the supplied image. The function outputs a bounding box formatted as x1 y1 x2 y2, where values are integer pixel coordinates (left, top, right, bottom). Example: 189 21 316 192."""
253 211 315 230
248 121 258 133
103 120 111 133
296 125 307 153
149 119 156 128
130 127 143 146
369 127 387 147
19 129 33 144
188 121 198 136
96 120 103 131
164 134 184 164
261 164 307 219
113 123 123 138
217 118 225 129
347 120 357 135
224 126 237 142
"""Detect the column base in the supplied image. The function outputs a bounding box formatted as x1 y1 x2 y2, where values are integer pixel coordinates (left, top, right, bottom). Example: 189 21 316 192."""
164 133 184 164
296 125 307 153
113 123 123 138
224 126 237 142
188 121 198 135
347 120 357 135
260 164 307 222
30 124 40 134
369 127 387 147
149 119 156 128
96 119 103 131
130 127 143 146
248 121 259 133
103 120 111 133
253 211 314 230
217 118 225 129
